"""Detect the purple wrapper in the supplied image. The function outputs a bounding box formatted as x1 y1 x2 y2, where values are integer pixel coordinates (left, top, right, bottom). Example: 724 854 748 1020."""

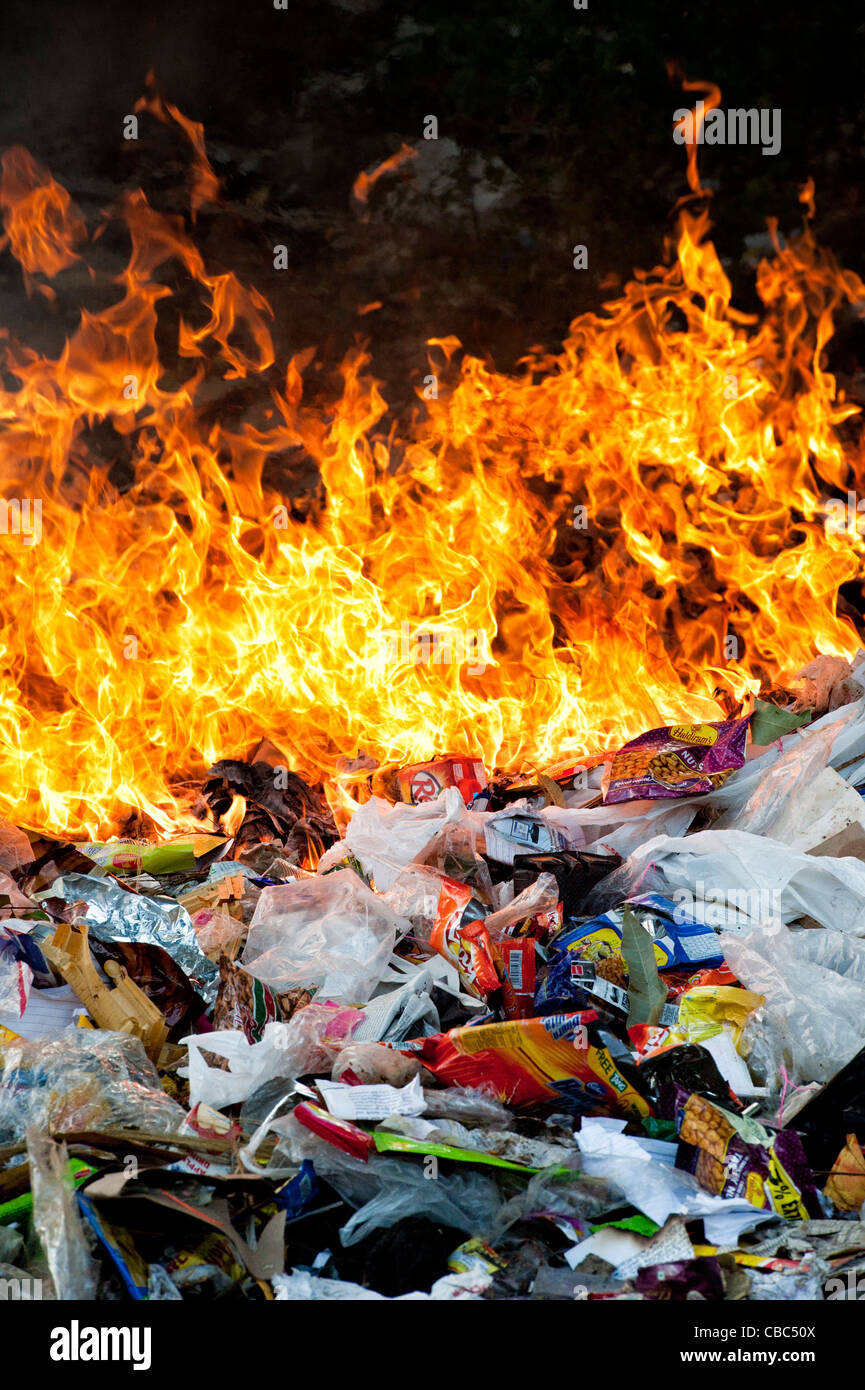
603 717 751 804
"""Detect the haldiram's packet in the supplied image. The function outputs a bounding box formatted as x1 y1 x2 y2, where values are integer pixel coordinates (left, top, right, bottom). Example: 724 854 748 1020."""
602 717 751 804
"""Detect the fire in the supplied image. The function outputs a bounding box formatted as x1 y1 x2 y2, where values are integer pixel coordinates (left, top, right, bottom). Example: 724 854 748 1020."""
0 87 863 839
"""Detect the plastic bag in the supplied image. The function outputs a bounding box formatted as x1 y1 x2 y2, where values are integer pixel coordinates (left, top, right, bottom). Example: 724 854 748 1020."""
182 1002 363 1107
28 1127 98 1300
482 872 560 940
712 720 837 840
583 828 865 934
575 1118 775 1244
382 863 470 943
0 1029 185 1144
0 932 32 1018
421 1086 514 1129
331 1042 421 1087
319 788 480 892
333 1153 502 1247
242 870 408 1003
493 1164 626 1239
720 923 865 1089
191 908 245 957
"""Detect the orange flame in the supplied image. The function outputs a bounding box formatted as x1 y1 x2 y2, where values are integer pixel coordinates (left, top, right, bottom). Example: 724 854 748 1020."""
0 97 863 839
0 148 86 282
134 71 222 220
352 142 418 205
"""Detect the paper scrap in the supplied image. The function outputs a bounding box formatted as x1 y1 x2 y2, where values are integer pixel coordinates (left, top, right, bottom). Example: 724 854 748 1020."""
318 1072 426 1121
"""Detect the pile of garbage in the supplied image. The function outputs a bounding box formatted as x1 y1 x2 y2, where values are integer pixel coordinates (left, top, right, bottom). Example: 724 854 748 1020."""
5 654 865 1301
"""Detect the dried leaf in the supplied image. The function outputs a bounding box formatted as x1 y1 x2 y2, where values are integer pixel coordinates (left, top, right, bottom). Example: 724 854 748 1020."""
620 905 666 1026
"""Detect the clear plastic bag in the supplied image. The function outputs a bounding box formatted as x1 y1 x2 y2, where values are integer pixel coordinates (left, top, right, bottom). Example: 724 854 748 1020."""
265 1114 502 1243
28 1127 99 1300
482 872 559 938
493 1162 623 1238
721 922 865 1089
420 1085 514 1129
382 863 464 943
242 870 408 1003
583 827 865 933
319 788 481 893
713 720 837 840
191 907 245 957
0 1028 185 1144
0 932 31 1017
182 1001 363 1107
331 1042 421 1086
329 1150 502 1247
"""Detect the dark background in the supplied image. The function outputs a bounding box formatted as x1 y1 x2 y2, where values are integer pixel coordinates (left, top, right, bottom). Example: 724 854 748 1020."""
0 0 863 408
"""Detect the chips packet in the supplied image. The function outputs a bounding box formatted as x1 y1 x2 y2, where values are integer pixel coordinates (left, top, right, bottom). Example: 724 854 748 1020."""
603 717 750 804
403 1014 650 1120
673 1091 821 1218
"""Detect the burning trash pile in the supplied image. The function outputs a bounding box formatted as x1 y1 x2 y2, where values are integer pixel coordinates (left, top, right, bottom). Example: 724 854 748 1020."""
3 87 865 1301
5 662 865 1302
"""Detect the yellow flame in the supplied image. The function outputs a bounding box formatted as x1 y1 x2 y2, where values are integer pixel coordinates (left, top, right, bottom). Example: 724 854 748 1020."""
0 93 862 839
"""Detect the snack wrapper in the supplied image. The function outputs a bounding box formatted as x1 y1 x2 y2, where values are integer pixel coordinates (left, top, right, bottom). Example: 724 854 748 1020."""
429 879 497 1000
80 835 226 876
603 718 750 804
546 896 724 973
403 1015 651 1119
213 954 282 1043
535 955 629 1020
673 1091 821 1218
494 938 536 1020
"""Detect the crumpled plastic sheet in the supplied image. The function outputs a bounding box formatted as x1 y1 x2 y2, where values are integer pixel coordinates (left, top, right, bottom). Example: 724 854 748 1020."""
264 1115 502 1245
713 719 839 841
493 1163 625 1238
421 1086 515 1129
382 862 462 942
318 788 483 892
584 828 865 933
28 1127 99 1300
746 1252 831 1301
243 869 409 1003
272 1270 486 1300
40 872 218 1002
0 1029 185 1143
335 1157 502 1248
483 872 559 937
720 922 865 1088
526 797 700 860
182 1002 363 1108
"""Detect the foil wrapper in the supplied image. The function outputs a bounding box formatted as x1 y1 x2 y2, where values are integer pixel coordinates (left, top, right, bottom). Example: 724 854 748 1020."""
38 872 218 1002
